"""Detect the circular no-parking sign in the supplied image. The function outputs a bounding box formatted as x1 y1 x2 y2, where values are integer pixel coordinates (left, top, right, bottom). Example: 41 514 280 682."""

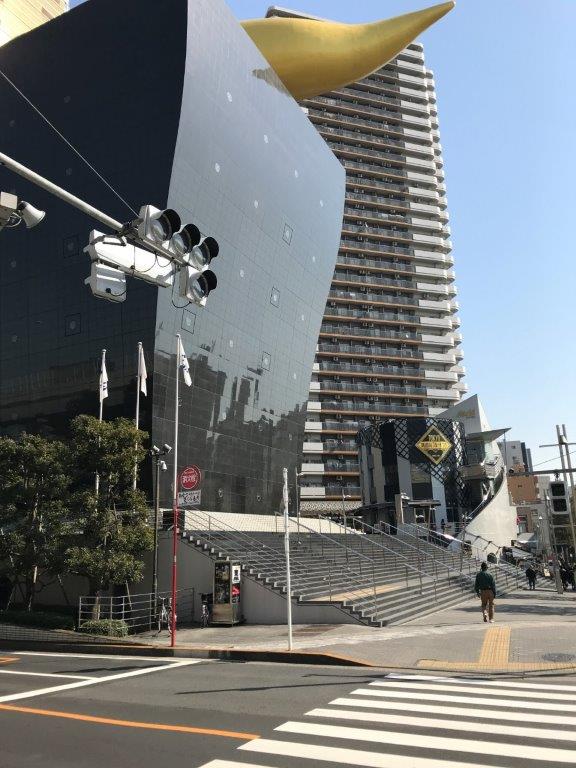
180 465 201 490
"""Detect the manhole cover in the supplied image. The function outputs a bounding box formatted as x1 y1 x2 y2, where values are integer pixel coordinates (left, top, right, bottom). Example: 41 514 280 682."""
542 653 575 663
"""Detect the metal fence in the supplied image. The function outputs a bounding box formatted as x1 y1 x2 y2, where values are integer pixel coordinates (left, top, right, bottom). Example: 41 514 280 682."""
77 588 195 635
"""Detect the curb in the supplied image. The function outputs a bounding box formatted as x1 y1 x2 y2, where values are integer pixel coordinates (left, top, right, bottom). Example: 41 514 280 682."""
0 639 372 667
3 639 576 676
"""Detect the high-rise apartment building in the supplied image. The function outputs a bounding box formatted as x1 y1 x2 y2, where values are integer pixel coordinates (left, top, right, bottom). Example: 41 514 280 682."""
266 9 465 513
0 1 68 45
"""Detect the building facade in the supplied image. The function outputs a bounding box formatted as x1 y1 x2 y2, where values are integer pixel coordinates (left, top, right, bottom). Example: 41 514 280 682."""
498 439 533 473
265 9 466 513
0 0 68 45
0 0 345 512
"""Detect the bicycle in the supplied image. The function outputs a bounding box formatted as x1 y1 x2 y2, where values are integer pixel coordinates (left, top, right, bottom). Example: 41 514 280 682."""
157 596 172 634
200 593 211 628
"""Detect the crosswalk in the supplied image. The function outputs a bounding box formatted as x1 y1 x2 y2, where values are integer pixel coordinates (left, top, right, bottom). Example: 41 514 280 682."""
197 673 576 768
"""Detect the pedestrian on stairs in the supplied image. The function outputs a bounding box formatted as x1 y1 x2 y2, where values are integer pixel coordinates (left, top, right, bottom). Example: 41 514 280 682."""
475 562 496 623
525 564 537 591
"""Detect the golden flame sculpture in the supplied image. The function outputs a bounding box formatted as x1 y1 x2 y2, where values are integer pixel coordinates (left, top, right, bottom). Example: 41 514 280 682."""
241 2 455 100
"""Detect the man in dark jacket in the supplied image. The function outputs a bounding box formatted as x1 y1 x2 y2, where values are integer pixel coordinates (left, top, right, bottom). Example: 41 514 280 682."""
475 562 496 623
525 565 537 591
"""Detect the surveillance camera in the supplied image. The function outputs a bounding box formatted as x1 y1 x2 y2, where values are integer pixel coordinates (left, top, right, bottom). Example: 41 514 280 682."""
163 444 172 454
17 201 45 229
159 460 168 472
151 445 160 454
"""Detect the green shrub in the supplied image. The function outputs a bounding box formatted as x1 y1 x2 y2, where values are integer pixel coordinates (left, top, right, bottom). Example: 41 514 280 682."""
0 610 75 630
78 619 129 637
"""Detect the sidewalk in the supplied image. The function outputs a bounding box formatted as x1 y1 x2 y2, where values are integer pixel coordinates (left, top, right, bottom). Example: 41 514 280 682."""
136 586 576 674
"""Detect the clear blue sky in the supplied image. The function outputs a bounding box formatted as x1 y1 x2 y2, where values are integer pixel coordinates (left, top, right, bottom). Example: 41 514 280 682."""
69 1 576 469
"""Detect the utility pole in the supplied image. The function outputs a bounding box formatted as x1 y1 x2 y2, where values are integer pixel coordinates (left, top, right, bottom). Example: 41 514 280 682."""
544 492 564 594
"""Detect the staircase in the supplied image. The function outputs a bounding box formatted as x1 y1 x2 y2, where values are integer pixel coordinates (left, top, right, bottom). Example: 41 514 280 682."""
177 510 520 626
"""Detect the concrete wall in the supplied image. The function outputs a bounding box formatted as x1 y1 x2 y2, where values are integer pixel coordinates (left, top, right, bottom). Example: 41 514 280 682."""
146 533 358 625
464 475 518 555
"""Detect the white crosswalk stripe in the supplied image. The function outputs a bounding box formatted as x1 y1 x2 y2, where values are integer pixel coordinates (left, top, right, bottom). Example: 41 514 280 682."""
196 674 576 768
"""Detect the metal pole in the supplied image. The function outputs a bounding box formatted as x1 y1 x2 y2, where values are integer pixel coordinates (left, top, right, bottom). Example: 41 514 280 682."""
133 342 142 491
294 468 300 541
171 335 181 648
561 425 576 558
283 468 293 651
341 486 347 533
95 349 106 496
545 492 564 594
0 150 123 231
152 457 160 600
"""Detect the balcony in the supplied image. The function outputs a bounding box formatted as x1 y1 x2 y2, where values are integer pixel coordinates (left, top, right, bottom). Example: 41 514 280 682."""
320 126 434 167
316 380 427 397
336 254 415 275
309 108 432 147
334 270 415 291
320 324 421 343
317 360 425 378
343 159 438 188
304 95 431 131
320 400 429 415
343 206 443 232
317 342 426 362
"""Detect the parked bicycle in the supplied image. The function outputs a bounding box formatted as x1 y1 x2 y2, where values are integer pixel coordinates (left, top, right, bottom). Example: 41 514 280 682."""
200 593 211 628
157 596 172 634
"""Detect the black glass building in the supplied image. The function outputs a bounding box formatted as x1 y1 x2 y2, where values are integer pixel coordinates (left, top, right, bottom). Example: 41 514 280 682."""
0 0 345 511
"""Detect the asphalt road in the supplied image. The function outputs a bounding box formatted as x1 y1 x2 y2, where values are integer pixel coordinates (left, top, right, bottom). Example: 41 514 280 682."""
1 651 576 767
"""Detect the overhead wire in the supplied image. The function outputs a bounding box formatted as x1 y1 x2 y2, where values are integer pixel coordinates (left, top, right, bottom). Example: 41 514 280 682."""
0 67 138 217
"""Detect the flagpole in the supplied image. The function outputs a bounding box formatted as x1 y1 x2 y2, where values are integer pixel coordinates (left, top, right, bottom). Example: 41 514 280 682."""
133 342 142 492
95 348 106 495
171 334 180 648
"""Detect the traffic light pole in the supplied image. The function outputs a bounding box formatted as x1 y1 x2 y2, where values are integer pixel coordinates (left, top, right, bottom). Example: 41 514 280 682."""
0 150 122 231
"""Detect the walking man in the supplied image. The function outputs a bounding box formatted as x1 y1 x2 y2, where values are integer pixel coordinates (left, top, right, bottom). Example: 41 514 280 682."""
525 564 537 591
475 561 496 623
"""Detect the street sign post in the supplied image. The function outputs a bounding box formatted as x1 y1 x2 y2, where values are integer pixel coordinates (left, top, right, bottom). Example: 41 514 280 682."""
178 490 201 507
180 465 201 491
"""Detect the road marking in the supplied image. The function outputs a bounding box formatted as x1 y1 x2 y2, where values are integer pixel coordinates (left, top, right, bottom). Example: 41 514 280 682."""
0 659 201 703
274 721 576 763
369 678 576 701
387 673 576 692
0 670 94 680
306 706 576 743
241 738 493 767
350 687 576 711
328 696 576 725
13 651 199 662
0 703 259 739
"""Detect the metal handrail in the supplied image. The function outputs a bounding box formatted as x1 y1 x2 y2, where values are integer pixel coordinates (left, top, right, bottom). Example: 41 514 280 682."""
398 520 520 590
324 514 474 593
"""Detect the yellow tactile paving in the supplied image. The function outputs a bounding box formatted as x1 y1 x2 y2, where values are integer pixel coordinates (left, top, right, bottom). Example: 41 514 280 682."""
310 583 401 603
477 626 510 666
418 626 576 672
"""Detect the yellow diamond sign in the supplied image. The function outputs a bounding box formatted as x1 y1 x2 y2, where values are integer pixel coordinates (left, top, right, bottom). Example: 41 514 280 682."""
415 425 452 465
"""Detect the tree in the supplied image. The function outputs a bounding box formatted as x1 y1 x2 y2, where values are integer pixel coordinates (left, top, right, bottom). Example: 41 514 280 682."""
0 434 71 610
65 416 153 597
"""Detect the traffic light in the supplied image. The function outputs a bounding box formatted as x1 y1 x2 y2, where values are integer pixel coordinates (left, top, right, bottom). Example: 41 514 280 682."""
84 206 220 305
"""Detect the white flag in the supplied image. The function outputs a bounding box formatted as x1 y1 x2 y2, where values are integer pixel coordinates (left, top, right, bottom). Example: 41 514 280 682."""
99 355 108 402
177 336 192 386
138 344 147 396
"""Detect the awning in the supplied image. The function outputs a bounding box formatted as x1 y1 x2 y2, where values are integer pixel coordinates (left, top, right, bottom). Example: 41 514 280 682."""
516 532 537 544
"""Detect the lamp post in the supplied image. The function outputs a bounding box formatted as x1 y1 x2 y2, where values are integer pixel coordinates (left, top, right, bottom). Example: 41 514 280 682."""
150 444 172 601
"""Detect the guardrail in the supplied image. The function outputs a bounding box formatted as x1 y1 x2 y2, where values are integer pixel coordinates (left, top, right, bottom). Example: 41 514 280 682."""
77 588 195 635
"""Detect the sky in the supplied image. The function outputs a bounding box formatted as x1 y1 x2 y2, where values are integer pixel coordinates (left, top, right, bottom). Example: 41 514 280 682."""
68 1 576 469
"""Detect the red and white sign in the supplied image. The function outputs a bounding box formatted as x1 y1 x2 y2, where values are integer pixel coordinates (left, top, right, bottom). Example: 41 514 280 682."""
180 465 201 490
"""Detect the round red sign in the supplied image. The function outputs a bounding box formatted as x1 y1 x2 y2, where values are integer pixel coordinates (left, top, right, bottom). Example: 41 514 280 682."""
180 465 201 490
